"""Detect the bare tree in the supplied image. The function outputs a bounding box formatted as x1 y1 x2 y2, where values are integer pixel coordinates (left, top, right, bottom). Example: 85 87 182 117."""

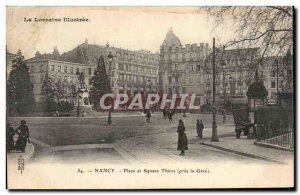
206 6 293 57
205 6 293 90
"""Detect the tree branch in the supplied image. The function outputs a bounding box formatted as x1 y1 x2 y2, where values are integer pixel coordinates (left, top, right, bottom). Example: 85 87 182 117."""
267 6 292 17
224 29 292 48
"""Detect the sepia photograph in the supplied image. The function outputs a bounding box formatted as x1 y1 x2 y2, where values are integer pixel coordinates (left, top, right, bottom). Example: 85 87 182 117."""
5 6 294 189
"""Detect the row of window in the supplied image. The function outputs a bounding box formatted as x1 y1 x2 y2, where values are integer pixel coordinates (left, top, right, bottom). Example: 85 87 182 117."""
204 80 284 94
115 52 158 63
118 63 157 74
204 70 284 81
50 65 86 74
270 80 284 89
169 63 201 72
205 71 252 80
221 57 255 67
164 52 204 62
118 73 157 84
205 85 245 94
30 64 44 72
168 75 201 84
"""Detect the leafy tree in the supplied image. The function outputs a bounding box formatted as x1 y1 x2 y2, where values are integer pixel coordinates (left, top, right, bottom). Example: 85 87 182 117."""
41 75 57 112
7 50 35 114
7 74 16 114
53 80 67 102
89 56 111 107
246 80 268 99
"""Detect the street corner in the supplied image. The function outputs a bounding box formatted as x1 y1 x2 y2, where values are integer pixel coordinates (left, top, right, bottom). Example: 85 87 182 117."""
7 143 35 164
200 136 292 164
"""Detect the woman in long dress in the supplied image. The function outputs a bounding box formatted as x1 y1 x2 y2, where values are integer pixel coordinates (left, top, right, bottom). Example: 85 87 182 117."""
15 120 30 153
177 119 188 155
6 122 15 152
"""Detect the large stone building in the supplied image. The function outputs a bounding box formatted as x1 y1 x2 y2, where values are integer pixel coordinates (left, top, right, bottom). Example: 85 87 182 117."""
6 50 16 79
159 28 210 104
158 29 292 108
26 39 159 111
260 53 292 102
203 47 260 106
24 34 292 112
203 47 292 107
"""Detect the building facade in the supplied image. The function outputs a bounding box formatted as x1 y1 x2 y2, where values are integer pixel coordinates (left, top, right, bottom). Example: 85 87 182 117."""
25 40 159 111
105 46 160 96
203 48 292 107
260 55 292 102
203 48 260 107
159 28 210 103
6 50 16 79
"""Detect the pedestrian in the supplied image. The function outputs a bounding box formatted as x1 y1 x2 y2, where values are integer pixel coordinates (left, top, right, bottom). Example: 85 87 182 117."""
14 120 30 153
163 108 167 119
168 110 173 122
183 109 187 117
196 119 204 138
7 122 15 152
177 119 188 156
146 110 151 123
235 127 243 139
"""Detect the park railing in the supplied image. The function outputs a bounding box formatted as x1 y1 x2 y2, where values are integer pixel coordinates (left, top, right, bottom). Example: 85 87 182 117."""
255 106 294 150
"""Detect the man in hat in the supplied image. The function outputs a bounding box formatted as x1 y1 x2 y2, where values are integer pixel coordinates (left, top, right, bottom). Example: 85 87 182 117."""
196 119 204 138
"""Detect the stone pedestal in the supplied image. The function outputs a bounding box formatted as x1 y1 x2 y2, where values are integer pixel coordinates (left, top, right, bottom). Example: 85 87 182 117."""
74 88 92 115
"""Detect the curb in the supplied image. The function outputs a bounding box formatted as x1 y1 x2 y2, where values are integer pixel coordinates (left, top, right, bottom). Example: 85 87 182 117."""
7 143 35 163
254 141 294 152
201 142 286 164
24 143 35 161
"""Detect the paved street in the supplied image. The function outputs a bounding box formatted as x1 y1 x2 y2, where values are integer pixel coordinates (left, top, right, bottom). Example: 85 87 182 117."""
8 113 274 164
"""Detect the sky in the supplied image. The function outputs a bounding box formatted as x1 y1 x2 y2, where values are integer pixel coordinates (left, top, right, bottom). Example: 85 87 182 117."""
6 7 236 59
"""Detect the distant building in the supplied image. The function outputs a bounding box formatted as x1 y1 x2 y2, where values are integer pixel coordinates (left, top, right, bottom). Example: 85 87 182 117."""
25 39 159 111
26 58 88 106
203 47 260 106
260 52 292 101
204 47 293 107
6 50 16 79
159 28 210 105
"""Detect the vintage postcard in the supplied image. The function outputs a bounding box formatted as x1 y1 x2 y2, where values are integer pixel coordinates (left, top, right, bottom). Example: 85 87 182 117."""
6 6 294 189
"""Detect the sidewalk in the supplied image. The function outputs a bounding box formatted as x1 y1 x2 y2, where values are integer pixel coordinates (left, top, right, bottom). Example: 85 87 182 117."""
7 138 35 164
201 136 294 164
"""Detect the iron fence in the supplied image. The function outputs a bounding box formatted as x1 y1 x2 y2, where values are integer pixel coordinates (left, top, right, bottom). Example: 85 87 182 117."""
256 106 294 149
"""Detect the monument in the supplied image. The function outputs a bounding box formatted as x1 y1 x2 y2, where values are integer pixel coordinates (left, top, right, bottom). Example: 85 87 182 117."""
74 72 92 116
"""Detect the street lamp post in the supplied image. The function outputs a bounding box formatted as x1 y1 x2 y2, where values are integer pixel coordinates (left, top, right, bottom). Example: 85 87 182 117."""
107 52 113 125
276 59 279 106
222 60 226 123
211 38 219 142
229 75 233 109
147 79 153 111
76 71 81 118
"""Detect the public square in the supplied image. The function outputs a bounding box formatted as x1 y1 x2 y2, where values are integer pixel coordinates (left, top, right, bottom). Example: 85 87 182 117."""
7 112 293 165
